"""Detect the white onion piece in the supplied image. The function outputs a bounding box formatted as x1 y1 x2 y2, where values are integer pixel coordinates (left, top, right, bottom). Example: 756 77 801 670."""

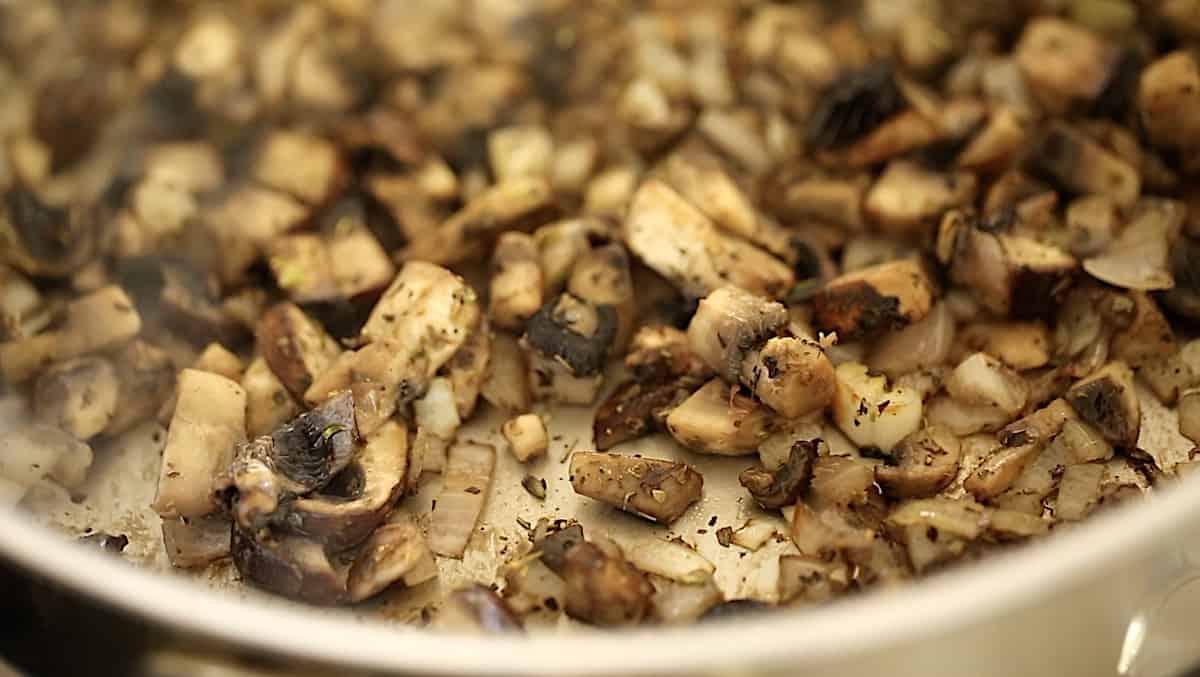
626 538 715 584
887 497 988 540
831 362 923 453
1055 463 1103 521
1083 199 1183 291
945 352 1028 416
868 302 956 377
429 442 496 558
1054 420 1114 464
0 424 93 504
731 518 782 551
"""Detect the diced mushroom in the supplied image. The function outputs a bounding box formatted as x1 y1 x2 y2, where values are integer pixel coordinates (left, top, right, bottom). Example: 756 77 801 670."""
1065 361 1141 448
1014 17 1118 113
522 293 616 405
490 232 544 331
1064 195 1119 258
945 353 1029 417
569 452 703 524
956 322 1051 371
437 584 525 633
108 340 176 435
1029 123 1139 208
217 392 357 532
806 61 908 152
255 303 342 403
253 130 346 206
1137 51 1200 152
788 500 876 560
242 357 302 438
739 439 816 510
626 325 709 383
568 244 636 352
561 539 655 627
830 362 923 454
687 286 788 384
33 357 119 440
593 375 698 451
447 322 491 420
535 219 597 294
624 178 794 300
489 124 553 182
192 343 243 382
0 423 94 506
761 172 866 232
153 369 247 520
811 259 935 341
1054 419 1115 464
868 301 956 378
665 379 774 456
429 442 496 558
657 150 771 249
0 285 142 383
1109 292 1177 368
480 333 530 413
937 210 1077 318
0 186 101 278
361 261 480 360
966 399 1076 500
347 511 435 603
875 426 961 499
864 161 976 235
957 107 1028 172
502 414 548 463
231 529 346 606
204 185 309 285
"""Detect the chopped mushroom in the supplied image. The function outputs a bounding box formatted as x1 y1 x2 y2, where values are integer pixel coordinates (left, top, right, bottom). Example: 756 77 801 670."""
568 244 636 352
1014 17 1118 114
739 439 816 510
560 539 655 626
489 232 544 331
686 286 788 384
830 362 923 453
33 357 119 440
864 161 976 235
480 333 530 413
811 259 935 341
502 414 549 463
231 529 346 606
966 399 1076 500
1082 198 1182 292
875 426 961 499
665 379 774 456
593 378 697 451
255 303 343 403
0 186 102 278
569 452 703 525
945 353 1029 417
242 357 302 438
522 293 616 405
1137 51 1200 153
1029 123 1140 208
447 322 492 420
956 322 1051 371
1065 361 1141 448
347 511 436 603
0 424 94 507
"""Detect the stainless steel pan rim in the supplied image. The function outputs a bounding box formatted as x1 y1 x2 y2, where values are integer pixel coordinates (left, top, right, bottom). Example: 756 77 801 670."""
3 475 1199 676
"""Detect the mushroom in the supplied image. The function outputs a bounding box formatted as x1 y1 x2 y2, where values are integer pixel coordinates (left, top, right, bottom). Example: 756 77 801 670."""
1162 236 1200 321
502 414 548 463
811 259 935 341
1109 292 1177 368
217 391 357 532
252 130 347 206
429 442 496 558
875 426 961 499
945 352 1029 417
33 357 119 440
1028 123 1139 208
593 378 697 451
739 439 816 510
937 210 1077 318
1014 17 1118 114
625 325 709 383
192 343 244 382
864 161 976 235
480 332 530 413
489 232 544 330
560 539 655 626
488 124 554 182
0 185 101 278
0 285 142 383
624 178 794 300
805 61 907 152
868 301 957 377
625 538 716 585
153 369 247 520
956 322 1051 371
231 529 346 606
347 511 436 603
686 286 788 384
161 514 232 569
106 340 176 435
446 321 492 420
1137 51 1200 152
522 293 617 405
657 150 778 252
830 362 923 454
437 585 525 633
1065 361 1141 448
0 423 94 507
203 185 309 285
534 218 603 294
1083 198 1182 292
568 243 636 352
742 337 837 419
242 357 302 438
966 398 1076 500
285 420 408 552
255 302 343 403
665 379 774 456
569 452 703 525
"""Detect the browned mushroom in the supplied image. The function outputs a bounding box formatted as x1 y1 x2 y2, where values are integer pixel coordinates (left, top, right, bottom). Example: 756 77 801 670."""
0 186 102 278
1065 361 1141 448
875 426 961 499
593 378 697 451
570 452 703 525
560 540 655 626
568 243 636 352
490 232 544 331
522 293 617 405
346 511 436 603
33 357 119 440
811 259 935 341
231 529 346 606
256 303 343 403
686 286 788 384
665 379 774 456
739 439 816 510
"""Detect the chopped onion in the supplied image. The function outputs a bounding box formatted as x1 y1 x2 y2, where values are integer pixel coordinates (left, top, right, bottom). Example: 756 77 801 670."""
1083 198 1183 291
887 497 988 540
945 352 1028 416
1055 463 1103 520
429 442 496 558
1054 420 1114 464
649 574 723 624
757 420 822 471
831 362 923 453
625 538 715 584
926 396 1011 435
868 302 956 377
731 519 782 551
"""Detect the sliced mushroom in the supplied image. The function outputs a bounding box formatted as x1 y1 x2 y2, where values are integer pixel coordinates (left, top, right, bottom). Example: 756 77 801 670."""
0 186 101 278
256 302 343 403
967 399 1076 500
33 357 119 440
231 529 346 606
665 379 774 456
938 210 1077 318
626 325 709 383
490 232 544 331
1083 198 1182 292
739 439 816 510
568 243 636 352
811 259 935 341
1065 361 1141 448
489 124 553 182
161 514 232 569
875 426 961 499
437 585 525 633
242 357 303 438
286 420 408 552
657 149 775 250
204 185 309 285
561 540 655 626
686 285 788 384
522 293 617 405
107 340 176 435
218 392 357 532
347 511 435 603
624 178 794 300
153 369 247 520
1109 292 1176 368
569 452 703 525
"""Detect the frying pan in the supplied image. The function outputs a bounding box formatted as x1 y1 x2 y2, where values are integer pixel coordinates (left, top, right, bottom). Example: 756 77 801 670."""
2 391 1200 677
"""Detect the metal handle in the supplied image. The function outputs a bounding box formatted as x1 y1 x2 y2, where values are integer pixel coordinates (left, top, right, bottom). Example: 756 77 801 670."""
1118 543 1200 677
